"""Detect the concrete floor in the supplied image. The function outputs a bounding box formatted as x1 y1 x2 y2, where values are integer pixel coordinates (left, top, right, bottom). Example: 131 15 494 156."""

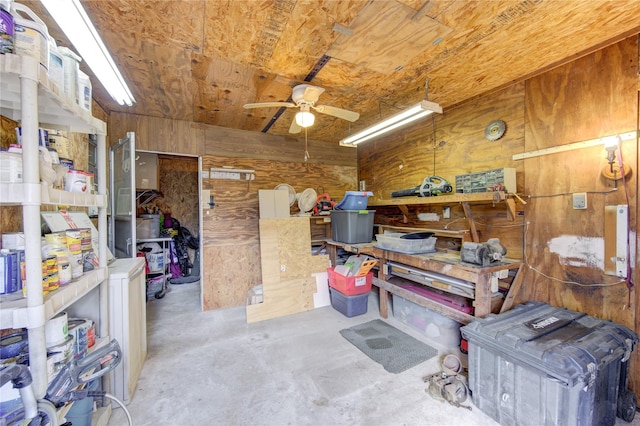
107 282 640 426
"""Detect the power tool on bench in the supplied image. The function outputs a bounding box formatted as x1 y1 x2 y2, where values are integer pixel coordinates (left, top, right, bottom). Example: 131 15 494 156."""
460 238 507 266
391 176 453 198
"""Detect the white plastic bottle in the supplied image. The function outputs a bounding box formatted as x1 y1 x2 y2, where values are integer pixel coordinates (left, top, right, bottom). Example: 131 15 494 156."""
11 2 49 70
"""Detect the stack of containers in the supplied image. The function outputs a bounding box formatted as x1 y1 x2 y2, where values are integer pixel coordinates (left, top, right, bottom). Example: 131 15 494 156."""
330 191 375 244
65 229 84 279
327 255 374 317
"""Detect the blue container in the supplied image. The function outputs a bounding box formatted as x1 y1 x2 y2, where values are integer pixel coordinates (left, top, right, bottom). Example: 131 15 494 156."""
335 191 373 210
65 379 99 426
330 288 369 317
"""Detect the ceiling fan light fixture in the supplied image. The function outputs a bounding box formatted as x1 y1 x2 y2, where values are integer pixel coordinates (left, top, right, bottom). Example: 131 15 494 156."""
340 100 442 146
295 111 315 128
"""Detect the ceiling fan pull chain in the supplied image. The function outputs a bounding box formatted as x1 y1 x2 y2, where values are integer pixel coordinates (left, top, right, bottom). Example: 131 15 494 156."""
304 127 310 162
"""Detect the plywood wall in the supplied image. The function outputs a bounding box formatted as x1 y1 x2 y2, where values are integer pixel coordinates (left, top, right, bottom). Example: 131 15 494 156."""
522 37 640 397
108 113 358 310
0 116 21 234
522 36 638 321
109 112 204 155
200 123 356 311
359 35 639 395
201 154 357 310
156 155 199 235
358 82 527 259
521 35 639 396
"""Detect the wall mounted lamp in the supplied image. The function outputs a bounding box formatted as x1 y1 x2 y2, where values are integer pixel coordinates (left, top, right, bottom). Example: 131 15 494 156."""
41 0 136 106
340 100 442 146
602 135 631 182
603 136 620 165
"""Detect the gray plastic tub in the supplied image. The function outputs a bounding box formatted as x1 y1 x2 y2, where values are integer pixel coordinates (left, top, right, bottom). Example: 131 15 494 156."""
330 210 375 243
461 301 637 426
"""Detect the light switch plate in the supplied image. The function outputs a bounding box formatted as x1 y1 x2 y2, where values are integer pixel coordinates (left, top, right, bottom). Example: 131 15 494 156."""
573 192 587 209
443 206 451 219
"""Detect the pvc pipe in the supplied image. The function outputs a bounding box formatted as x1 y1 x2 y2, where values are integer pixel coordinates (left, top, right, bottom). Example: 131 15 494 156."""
20 55 48 398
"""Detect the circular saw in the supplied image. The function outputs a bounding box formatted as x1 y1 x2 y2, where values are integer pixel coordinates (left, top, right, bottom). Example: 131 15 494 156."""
485 120 506 141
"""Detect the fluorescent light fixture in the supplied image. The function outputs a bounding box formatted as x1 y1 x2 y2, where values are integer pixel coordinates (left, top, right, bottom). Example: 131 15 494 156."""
41 0 135 106
295 111 315 128
340 100 442 146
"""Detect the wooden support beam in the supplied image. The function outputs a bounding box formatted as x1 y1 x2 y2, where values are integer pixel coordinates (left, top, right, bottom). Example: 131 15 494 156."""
505 198 517 221
500 264 525 313
461 202 479 242
398 205 410 223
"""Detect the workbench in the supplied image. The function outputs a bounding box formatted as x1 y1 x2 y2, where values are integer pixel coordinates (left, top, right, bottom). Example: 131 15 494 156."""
324 240 524 325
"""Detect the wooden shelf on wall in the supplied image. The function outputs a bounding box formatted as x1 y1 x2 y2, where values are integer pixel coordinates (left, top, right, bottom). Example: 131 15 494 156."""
368 191 507 207
368 192 518 242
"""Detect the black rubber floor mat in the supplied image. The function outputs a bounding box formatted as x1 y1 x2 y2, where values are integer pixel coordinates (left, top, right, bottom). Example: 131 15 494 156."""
340 319 438 374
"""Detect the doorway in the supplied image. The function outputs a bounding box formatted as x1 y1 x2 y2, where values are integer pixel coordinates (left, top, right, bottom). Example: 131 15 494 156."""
136 151 201 310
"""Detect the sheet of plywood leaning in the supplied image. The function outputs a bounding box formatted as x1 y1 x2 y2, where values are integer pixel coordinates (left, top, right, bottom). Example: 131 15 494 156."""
246 217 330 323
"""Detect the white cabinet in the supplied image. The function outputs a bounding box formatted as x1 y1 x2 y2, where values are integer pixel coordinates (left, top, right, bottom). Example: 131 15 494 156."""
0 54 109 401
107 257 147 404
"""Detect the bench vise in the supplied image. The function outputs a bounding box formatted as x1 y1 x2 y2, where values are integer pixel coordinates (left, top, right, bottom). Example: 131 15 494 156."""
460 238 507 266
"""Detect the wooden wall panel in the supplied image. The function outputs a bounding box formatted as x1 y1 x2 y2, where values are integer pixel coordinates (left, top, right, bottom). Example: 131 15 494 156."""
156 155 199 236
359 83 526 259
108 112 357 311
201 154 357 310
522 37 637 321
0 116 21 234
204 125 357 167
358 36 639 393
202 243 262 311
522 36 639 393
108 112 204 155
246 217 330 323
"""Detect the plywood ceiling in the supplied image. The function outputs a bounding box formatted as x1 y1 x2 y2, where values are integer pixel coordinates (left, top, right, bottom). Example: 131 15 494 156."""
22 0 640 144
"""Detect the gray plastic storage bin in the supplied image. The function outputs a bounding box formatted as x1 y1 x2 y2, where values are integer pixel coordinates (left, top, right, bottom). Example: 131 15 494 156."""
461 302 638 426
330 210 375 243
329 288 369 317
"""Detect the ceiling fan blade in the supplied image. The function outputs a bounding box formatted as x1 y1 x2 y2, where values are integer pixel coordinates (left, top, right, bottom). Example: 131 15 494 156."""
314 105 360 122
302 85 325 102
243 102 296 109
292 84 325 104
289 118 302 134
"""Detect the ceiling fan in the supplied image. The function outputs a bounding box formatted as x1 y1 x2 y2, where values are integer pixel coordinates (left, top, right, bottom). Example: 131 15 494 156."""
243 84 360 133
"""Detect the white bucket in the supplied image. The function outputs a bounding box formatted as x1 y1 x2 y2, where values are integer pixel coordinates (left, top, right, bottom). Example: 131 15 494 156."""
48 36 64 95
1 232 25 250
58 46 81 106
77 70 92 112
145 252 164 273
11 2 49 70
0 151 23 183
45 311 68 347
64 169 87 193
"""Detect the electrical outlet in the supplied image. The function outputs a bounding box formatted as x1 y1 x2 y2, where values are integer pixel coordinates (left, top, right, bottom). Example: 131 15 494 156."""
573 192 587 209
443 206 451 219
